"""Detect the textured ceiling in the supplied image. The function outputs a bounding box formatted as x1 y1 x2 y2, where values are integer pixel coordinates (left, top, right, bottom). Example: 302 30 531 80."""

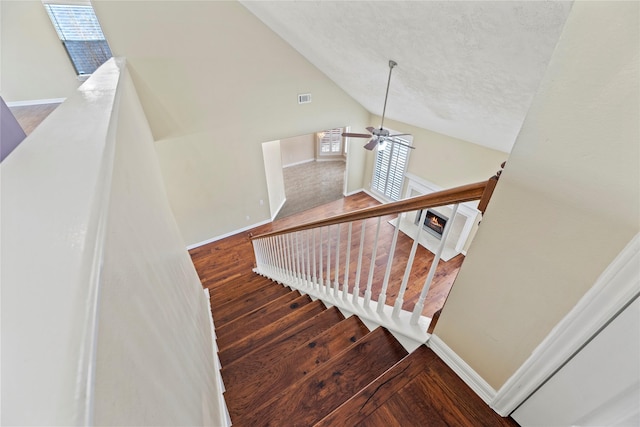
240 1 572 153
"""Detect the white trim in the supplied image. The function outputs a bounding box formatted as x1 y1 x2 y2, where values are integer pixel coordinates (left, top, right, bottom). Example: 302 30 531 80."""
6 98 66 107
271 197 287 222
315 157 345 163
344 188 365 197
186 218 272 250
491 233 640 416
204 288 231 427
363 188 390 204
282 158 314 168
428 334 497 405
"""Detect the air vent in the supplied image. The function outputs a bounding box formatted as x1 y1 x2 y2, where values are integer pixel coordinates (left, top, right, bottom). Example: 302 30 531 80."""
298 93 312 104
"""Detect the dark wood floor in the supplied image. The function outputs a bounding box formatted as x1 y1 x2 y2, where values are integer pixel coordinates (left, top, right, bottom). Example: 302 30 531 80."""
200 246 519 426
190 191 464 319
9 103 60 135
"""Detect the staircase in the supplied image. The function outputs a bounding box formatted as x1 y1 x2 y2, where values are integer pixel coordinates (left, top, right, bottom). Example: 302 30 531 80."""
210 272 518 426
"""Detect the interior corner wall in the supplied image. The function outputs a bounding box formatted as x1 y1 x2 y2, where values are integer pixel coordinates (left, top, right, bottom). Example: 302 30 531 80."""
361 115 509 193
281 133 315 167
0 0 80 102
92 0 370 247
434 1 639 390
262 139 286 219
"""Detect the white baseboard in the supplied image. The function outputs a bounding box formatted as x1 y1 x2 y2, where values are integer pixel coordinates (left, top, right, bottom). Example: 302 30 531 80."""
186 218 272 250
282 158 314 168
428 334 497 406
6 98 66 107
363 189 388 204
204 288 231 426
315 157 346 163
344 188 365 197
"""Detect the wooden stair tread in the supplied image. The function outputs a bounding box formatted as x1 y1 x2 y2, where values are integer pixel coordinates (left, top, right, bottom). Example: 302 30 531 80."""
216 293 310 351
221 306 345 380
235 327 408 427
218 299 327 367
212 283 290 327
224 315 371 419
314 345 436 427
209 274 275 309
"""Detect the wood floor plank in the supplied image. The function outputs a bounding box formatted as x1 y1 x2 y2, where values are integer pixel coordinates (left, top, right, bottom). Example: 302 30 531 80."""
209 274 276 310
215 290 301 342
218 300 327 367
216 293 310 350
212 283 290 327
315 345 436 427
224 315 370 419
235 327 408 427
221 306 345 381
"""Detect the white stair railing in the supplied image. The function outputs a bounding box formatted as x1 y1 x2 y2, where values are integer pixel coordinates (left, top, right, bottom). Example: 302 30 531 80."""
250 180 496 344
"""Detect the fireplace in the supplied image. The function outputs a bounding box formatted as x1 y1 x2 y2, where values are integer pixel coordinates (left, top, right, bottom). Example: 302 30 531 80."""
415 209 448 239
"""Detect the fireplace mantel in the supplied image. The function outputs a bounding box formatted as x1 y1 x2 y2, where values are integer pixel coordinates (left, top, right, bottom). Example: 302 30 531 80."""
393 173 482 261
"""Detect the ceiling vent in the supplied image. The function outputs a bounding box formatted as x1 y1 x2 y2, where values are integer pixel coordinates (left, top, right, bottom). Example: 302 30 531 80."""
298 93 312 104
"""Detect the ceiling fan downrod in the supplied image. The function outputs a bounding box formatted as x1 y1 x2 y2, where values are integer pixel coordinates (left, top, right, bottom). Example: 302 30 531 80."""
379 60 397 131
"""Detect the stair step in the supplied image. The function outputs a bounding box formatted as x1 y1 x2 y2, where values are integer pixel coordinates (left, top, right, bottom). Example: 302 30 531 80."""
315 345 436 426
224 315 371 419
218 299 327 367
209 274 275 310
212 283 291 327
221 306 345 380
235 327 408 427
216 293 310 351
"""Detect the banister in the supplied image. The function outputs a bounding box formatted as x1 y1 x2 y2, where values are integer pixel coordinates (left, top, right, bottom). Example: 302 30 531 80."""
252 180 487 240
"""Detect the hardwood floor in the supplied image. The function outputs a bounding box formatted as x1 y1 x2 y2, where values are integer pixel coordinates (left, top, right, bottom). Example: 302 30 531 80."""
8 103 60 135
201 263 519 426
190 191 464 318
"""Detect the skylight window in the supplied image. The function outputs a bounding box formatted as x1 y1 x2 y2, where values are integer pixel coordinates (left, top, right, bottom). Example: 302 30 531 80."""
43 2 112 76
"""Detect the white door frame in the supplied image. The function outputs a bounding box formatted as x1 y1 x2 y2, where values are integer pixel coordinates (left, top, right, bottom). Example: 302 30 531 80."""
491 233 640 415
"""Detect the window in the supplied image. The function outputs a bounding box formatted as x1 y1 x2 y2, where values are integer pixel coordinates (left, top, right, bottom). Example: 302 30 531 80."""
44 2 112 76
371 134 412 201
317 128 343 155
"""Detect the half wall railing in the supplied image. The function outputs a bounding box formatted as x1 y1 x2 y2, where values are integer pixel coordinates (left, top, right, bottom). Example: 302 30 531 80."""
251 169 502 345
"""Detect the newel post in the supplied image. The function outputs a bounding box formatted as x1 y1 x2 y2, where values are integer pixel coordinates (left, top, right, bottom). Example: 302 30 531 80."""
477 161 505 214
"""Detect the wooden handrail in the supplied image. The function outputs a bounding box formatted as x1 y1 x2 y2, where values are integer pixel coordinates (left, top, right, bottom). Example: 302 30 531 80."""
251 181 488 240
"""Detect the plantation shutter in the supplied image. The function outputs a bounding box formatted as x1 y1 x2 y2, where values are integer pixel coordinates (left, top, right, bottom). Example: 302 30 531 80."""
371 136 411 201
319 128 343 154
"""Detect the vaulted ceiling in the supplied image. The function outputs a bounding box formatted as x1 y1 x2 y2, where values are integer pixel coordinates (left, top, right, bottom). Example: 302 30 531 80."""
240 1 572 153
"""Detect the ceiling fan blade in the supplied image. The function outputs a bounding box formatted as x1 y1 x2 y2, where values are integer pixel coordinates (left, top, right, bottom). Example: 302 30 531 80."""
388 138 415 149
363 138 379 151
342 132 372 138
365 126 376 133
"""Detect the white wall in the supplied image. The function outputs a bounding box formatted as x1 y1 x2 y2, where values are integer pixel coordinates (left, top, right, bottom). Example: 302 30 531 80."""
0 0 80 102
262 139 286 219
1 59 222 426
281 133 315 167
92 0 370 247
435 0 639 389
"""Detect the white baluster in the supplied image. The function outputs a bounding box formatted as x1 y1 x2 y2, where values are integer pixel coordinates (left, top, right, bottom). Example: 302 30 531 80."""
333 224 341 297
364 217 382 308
343 222 352 302
306 229 312 286
294 232 302 284
393 210 428 318
318 227 324 293
352 219 367 305
326 225 332 293
377 213 401 314
411 204 459 325
312 228 318 290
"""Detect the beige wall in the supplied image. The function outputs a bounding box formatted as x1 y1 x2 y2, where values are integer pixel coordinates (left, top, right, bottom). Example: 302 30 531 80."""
0 0 80 102
361 116 508 194
281 133 315 167
93 1 369 246
262 139 286 219
435 1 639 389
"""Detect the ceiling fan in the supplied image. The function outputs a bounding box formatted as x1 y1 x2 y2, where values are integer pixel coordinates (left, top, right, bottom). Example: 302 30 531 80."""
342 60 414 151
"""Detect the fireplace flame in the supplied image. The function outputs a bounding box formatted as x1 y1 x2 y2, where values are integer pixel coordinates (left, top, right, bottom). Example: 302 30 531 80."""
430 216 442 227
